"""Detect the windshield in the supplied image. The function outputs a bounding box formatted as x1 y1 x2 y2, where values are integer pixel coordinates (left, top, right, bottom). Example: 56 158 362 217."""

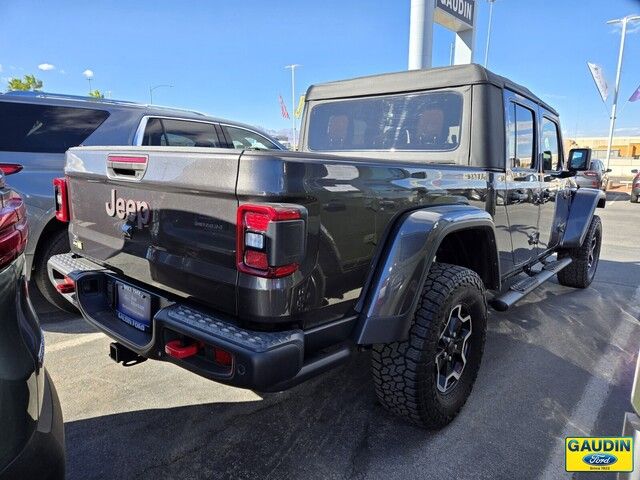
307 90 462 152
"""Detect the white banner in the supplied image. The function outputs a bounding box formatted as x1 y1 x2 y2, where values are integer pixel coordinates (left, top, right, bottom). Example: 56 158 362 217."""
587 62 609 103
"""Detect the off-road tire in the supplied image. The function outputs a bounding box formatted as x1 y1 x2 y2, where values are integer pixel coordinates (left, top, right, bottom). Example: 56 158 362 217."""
34 229 77 313
370 263 487 429
632 194 638 203
557 215 602 289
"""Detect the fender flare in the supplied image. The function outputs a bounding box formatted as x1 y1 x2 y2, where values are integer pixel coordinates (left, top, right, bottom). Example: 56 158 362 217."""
560 188 605 248
354 204 499 345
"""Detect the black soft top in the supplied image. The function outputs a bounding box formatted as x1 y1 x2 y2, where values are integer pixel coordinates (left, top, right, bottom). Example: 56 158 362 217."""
306 64 557 116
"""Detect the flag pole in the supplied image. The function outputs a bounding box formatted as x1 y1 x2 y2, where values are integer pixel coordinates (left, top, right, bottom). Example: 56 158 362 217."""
285 64 301 150
604 15 640 170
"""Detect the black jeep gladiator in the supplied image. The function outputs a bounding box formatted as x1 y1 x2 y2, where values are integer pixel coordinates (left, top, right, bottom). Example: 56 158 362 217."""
49 64 604 428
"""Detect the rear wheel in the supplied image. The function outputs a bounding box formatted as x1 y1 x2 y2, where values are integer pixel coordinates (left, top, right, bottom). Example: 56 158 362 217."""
34 229 78 313
632 194 638 203
370 263 487 429
557 215 602 289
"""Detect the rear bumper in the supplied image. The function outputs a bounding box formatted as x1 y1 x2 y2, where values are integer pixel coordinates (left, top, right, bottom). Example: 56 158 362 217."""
48 253 354 392
1 371 65 480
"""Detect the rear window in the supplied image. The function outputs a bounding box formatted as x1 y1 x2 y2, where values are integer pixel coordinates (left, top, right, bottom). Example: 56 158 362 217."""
0 101 109 153
142 118 224 148
307 91 462 151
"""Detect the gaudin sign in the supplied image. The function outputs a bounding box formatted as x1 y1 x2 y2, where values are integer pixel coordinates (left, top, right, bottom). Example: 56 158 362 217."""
435 0 475 29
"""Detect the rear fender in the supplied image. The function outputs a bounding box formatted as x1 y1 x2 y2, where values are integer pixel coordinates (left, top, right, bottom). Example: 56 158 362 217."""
354 205 498 345
560 188 604 248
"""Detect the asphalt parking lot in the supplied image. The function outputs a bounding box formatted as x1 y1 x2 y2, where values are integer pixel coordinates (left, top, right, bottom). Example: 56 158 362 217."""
36 191 640 480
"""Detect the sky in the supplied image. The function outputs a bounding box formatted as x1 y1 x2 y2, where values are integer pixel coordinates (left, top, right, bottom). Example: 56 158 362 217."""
1 0 639 138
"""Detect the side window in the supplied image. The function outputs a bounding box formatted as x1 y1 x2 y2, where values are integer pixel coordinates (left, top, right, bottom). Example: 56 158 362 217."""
0 102 109 153
142 118 223 147
541 117 562 172
224 126 278 150
508 103 536 170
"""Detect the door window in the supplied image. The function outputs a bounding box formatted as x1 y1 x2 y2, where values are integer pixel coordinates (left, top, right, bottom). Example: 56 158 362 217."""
224 126 278 150
541 117 562 172
142 118 223 147
507 103 536 170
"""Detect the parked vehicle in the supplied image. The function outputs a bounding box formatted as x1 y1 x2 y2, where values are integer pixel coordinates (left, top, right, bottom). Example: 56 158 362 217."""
0 91 284 312
572 157 611 191
631 169 640 203
0 172 64 479
49 65 604 428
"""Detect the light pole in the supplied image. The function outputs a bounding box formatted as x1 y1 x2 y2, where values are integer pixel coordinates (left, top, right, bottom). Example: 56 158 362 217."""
149 84 173 104
83 69 94 94
285 64 301 149
604 14 640 170
484 0 496 68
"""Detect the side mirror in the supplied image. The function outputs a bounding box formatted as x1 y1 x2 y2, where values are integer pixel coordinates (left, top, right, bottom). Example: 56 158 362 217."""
605 168 612 173
632 169 639 174
568 148 592 171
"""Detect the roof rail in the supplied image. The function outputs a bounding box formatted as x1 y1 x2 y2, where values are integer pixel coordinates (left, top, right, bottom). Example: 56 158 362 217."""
1 90 207 116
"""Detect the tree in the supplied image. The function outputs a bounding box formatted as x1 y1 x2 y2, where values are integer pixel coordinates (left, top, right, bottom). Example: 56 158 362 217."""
7 74 43 91
88 89 104 99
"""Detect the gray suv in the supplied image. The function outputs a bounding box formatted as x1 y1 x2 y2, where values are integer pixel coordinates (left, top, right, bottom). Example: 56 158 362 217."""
0 91 283 311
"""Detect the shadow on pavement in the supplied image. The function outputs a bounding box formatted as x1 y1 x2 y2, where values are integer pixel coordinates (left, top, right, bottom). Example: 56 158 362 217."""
64 327 634 480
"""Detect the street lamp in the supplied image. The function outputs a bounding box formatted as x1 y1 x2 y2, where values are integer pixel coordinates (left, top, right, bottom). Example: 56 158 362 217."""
149 84 173 104
83 69 94 94
484 0 496 68
604 14 640 170
285 64 301 149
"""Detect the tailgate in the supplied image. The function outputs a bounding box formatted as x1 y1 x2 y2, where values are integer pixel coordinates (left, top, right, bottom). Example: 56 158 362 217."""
65 146 240 315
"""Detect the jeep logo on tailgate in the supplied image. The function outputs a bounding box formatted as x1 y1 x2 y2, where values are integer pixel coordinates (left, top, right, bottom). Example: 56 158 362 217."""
105 189 150 227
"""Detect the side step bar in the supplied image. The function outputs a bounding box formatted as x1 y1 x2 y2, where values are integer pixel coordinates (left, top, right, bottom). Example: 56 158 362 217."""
490 257 572 312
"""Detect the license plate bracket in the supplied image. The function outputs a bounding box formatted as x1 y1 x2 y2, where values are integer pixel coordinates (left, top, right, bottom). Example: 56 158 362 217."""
116 282 152 332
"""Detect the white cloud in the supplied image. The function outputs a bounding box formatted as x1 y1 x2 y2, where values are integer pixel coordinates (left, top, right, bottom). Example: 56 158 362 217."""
38 63 55 71
82 69 94 79
59 69 66 75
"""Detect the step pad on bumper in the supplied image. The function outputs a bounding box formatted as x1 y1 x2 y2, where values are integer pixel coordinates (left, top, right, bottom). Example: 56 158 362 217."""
165 305 300 353
47 253 105 305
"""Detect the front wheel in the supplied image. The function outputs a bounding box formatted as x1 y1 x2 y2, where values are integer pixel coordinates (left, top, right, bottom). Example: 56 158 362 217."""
557 215 602 289
370 263 487 429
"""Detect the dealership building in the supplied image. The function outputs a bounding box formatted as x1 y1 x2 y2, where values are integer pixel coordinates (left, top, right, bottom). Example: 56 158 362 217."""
564 136 640 159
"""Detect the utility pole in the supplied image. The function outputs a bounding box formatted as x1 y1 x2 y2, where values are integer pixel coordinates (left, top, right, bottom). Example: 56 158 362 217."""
604 15 640 170
285 64 301 149
484 0 496 68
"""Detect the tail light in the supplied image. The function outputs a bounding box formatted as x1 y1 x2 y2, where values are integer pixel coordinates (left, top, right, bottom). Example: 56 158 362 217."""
0 163 23 175
583 171 598 177
53 178 69 222
236 204 305 278
0 191 28 270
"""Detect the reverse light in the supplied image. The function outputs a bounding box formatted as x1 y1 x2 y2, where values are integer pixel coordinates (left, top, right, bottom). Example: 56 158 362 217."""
236 204 305 278
53 178 69 222
0 163 23 176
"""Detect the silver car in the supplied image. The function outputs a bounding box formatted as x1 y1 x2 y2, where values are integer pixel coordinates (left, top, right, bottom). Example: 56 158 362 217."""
574 158 611 191
0 91 284 311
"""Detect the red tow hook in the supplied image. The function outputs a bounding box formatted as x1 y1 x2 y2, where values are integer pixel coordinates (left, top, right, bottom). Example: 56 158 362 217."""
165 340 200 359
55 276 75 294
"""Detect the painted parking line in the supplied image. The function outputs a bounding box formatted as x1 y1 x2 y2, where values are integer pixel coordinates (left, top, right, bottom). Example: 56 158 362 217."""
539 285 640 478
46 332 106 353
